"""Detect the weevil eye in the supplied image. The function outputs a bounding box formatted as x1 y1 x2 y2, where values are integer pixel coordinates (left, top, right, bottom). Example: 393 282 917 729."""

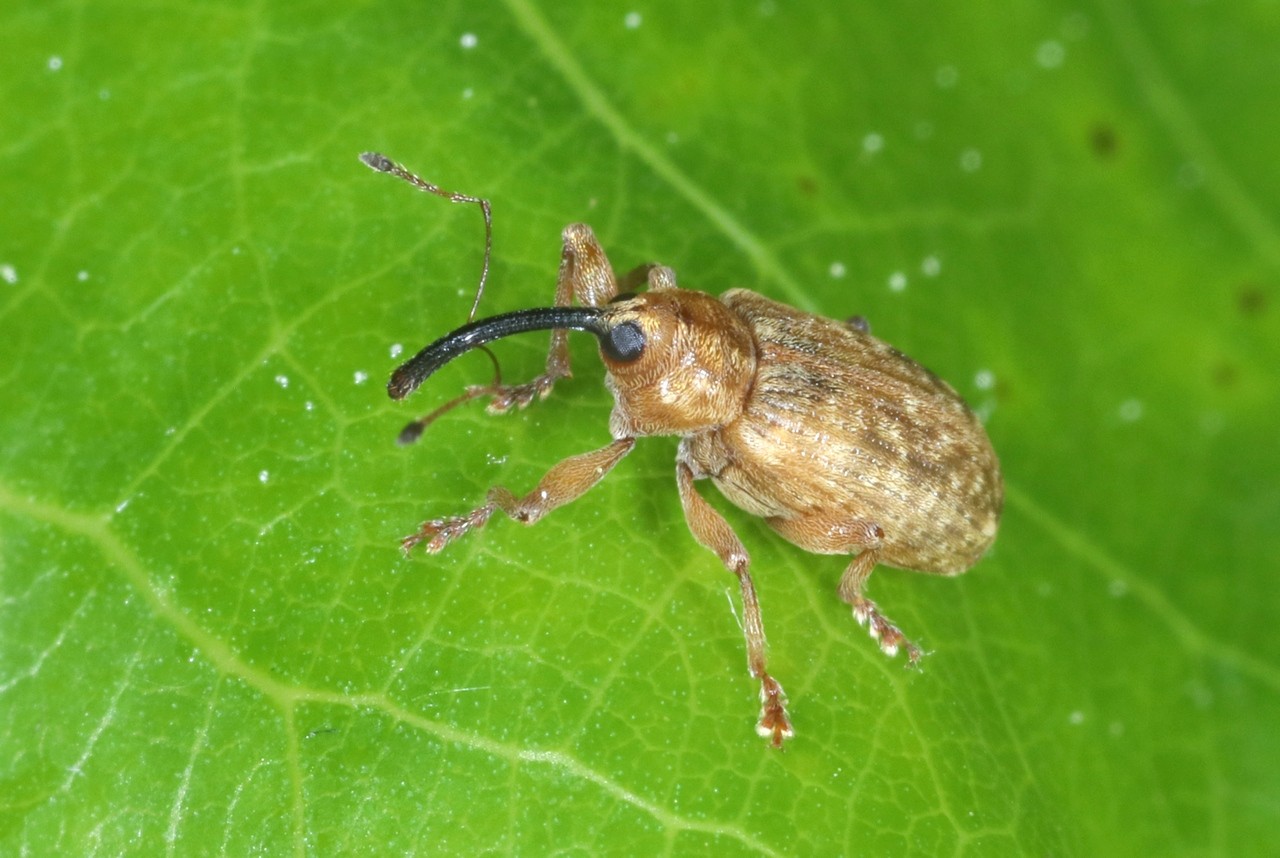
603 321 645 362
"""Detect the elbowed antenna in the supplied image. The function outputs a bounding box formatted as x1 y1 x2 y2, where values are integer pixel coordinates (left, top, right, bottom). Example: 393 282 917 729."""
388 306 609 400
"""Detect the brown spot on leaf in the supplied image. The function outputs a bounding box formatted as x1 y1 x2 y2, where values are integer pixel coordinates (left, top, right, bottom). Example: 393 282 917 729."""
1090 123 1119 159
1238 284 1268 317
1211 362 1238 389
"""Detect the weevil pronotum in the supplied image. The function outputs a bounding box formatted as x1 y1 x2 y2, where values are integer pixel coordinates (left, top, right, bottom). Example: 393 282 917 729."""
362 152 1003 747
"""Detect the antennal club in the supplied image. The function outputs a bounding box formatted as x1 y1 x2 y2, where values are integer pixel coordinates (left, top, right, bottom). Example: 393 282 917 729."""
359 152 493 321
395 347 504 446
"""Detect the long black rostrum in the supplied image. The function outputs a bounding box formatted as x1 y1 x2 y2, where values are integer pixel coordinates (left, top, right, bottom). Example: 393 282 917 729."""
388 306 608 400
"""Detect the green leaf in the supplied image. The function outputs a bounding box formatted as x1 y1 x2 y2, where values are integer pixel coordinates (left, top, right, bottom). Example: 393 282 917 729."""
3 1 1278 854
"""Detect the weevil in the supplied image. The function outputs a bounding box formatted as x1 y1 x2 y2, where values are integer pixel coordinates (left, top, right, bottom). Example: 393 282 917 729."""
362 152 1003 747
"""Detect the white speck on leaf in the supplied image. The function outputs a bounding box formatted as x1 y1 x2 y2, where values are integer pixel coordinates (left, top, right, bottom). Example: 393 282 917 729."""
1069 710 1085 725
461 87 474 100
829 262 846 279
935 65 958 88
274 375 289 389
77 270 90 282
48 55 63 71
921 255 941 277
460 32 478 49
974 369 995 390
0 264 17 284
1118 399 1143 422
624 11 642 29
960 148 983 172
888 271 907 292
390 343 404 359
354 371 369 385
1036 40 1065 68
259 470 270 484
862 132 883 154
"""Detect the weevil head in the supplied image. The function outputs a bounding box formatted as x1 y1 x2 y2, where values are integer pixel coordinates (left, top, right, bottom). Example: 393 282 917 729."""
386 288 756 440
598 289 756 437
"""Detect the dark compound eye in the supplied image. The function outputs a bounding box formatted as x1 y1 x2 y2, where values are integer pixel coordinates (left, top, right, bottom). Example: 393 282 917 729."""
602 321 645 362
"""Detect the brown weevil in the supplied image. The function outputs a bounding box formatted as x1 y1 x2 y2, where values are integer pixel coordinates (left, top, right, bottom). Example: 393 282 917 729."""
363 152 1003 747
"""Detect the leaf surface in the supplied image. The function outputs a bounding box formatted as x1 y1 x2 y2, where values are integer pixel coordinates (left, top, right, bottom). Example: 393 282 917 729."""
2 1 1278 854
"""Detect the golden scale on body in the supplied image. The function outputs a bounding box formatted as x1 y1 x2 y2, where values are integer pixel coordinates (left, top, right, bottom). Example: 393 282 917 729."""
362 152 1003 748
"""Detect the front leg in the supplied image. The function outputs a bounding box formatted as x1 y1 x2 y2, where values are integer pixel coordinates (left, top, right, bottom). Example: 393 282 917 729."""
676 461 794 748
485 224 622 413
402 437 635 553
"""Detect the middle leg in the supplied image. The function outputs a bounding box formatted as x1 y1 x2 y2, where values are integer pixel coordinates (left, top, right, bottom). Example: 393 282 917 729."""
676 461 793 747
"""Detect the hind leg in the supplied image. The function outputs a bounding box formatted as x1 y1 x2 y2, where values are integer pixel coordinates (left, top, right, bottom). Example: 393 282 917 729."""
837 547 923 664
767 515 922 664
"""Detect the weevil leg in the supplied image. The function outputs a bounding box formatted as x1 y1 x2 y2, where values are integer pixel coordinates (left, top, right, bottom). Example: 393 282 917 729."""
484 224 621 414
616 263 677 292
402 437 635 554
676 462 794 748
616 263 657 293
844 315 871 333
837 548 923 664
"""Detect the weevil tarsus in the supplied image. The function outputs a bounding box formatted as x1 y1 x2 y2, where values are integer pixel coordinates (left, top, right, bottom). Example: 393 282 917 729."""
838 547 924 663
